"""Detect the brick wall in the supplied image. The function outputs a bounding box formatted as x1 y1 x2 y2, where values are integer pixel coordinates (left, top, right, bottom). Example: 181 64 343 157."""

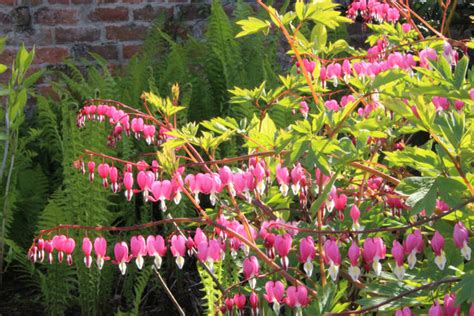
0 0 213 91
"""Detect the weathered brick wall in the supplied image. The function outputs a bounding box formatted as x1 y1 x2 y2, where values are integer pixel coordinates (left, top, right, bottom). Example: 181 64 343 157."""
0 0 212 91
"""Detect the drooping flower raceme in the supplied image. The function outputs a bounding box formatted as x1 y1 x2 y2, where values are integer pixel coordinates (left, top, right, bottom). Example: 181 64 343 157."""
363 237 386 276
347 241 361 281
114 241 130 275
170 235 187 269
324 239 341 281
404 230 424 269
391 240 405 280
264 281 285 315
298 236 315 277
453 222 471 261
431 231 446 270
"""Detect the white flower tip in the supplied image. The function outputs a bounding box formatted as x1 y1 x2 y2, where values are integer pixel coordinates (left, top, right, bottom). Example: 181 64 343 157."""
249 278 256 290
394 264 405 280
174 191 182 205
372 260 382 276
435 254 446 270
176 255 185 269
348 265 360 281
154 255 162 270
291 183 300 195
462 243 471 261
272 302 281 315
136 255 144 270
304 261 314 278
329 262 339 281
407 251 417 269
119 262 127 275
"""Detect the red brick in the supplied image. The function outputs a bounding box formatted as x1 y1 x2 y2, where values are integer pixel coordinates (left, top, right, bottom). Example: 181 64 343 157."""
48 0 69 3
34 7 78 25
55 27 101 44
7 28 54 46
37 84 59 99
0 12 13 31
90 44 119 60
133 5 171 21
0 49 16 67
30 0 43 5
106 25 147 41
88 7 129 22
123 44 142 59
97 0 119 3
0 0 15 4
34 47 69 64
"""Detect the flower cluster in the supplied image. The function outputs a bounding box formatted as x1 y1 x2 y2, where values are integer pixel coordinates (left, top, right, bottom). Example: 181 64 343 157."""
347 0 400 23
77 103 169 146
30 222 471 285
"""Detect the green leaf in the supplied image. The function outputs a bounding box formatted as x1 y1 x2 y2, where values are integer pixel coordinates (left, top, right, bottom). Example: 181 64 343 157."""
454 274 474 305
0 64 7 74
235 17 271 38
247 114 277 149
9 87 27 122
295 0 304 20
437 177 468 208
434 111 465 152
453 56 468 89
24 69 44 88
384 146 440 176
311 24 327 50
396 177 437 215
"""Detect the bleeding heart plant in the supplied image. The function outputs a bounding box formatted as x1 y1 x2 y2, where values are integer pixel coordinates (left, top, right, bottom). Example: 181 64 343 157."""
28 0 474 314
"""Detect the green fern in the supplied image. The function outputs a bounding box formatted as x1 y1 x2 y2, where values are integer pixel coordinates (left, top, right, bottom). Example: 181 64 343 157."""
197 262 222 316
131 266 153 315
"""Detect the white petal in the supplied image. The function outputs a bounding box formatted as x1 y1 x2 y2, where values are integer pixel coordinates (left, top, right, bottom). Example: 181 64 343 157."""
434 253 446 270
160 199 167 212
461 242 471 261
280 184 288 197
135 255 144 270
256 181 266 195
348 265 360 281
407 250 417 269
154 255 162 270
119 262 127 275
207 260 214 273
210 193 217 206
372 260 382 276
272 301 281 315
242 244 250 257
326 199 335 213
173 191 181 204
304 260 313 277
291 183 300 195
249 278 256 289
176 255 185 269
393 264 405 280
97 256 105 270
228 183 236 197
329 261 339 281
281 256 289 270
